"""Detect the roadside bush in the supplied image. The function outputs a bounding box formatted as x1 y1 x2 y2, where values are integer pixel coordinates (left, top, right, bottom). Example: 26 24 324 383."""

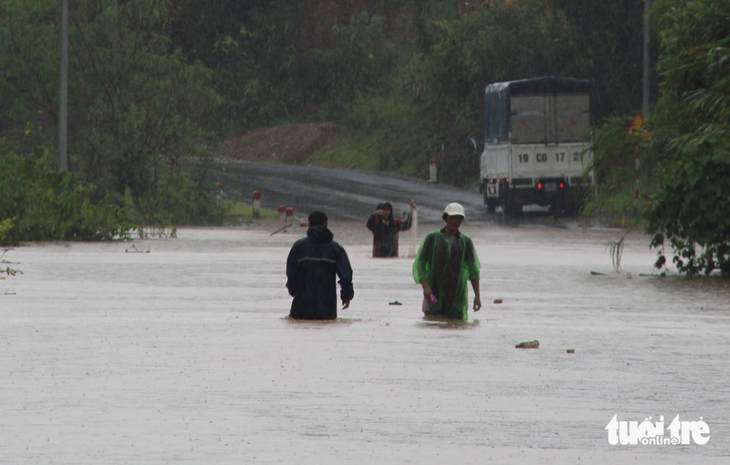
0 146 132 245
642 0 730 277
346 94 438 175
646 142 730 276
0 217 14 246
582 116 656 225
120 154 227 229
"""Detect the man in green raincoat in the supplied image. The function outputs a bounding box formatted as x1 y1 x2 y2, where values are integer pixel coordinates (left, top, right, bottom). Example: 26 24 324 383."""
413 203 481 319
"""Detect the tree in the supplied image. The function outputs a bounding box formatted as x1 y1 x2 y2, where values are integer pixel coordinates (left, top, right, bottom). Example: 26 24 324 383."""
0 0 223 227
553 0 652 119
347 0 589 183
0 0 60 154
644 0 730 276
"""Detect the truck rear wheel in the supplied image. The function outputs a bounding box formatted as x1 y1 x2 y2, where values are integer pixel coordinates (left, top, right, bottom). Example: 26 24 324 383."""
550 193 579 217
502 197 522 217
486 199 497 214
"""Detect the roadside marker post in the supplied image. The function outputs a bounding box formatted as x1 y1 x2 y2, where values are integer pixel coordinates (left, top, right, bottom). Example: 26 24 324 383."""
252 190 261 218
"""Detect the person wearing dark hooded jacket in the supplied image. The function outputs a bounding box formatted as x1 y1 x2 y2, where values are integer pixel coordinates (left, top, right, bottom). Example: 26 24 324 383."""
286 211 354 319
366 200 415 257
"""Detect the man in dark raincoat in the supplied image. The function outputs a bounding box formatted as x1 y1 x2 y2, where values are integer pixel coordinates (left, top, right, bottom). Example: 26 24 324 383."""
366 200 415 257
286 211 354 319
413 203 481 319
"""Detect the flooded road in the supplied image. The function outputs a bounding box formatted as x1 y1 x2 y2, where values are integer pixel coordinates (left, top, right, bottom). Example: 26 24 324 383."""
2 221 729 465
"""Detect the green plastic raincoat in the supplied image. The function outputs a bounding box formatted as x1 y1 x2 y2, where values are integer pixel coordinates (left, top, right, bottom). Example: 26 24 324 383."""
412 230 481 319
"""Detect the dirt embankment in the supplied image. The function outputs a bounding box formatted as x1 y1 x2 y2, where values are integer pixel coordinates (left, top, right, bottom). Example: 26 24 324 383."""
219 122 345 164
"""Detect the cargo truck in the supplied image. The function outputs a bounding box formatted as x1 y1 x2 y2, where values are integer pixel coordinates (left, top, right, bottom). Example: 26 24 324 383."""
479 77 594 216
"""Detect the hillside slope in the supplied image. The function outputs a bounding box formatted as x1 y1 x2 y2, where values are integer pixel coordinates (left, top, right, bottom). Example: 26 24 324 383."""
220 122 345 164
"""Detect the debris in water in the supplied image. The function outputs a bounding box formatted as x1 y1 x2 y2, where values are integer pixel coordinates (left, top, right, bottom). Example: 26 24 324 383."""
516 340 539 349
493 298 503 304
125 244 150 253
566 349 575 354
389 301 402 306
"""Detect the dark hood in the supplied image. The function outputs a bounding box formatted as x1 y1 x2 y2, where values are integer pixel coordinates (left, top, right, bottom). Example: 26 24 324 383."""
376 202 393 221
307 225 334 244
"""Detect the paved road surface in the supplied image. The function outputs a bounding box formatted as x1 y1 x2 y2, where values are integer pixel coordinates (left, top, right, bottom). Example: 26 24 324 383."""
216 160 552 225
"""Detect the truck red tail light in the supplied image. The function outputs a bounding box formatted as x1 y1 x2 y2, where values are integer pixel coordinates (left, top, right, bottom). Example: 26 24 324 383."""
537 182 543 190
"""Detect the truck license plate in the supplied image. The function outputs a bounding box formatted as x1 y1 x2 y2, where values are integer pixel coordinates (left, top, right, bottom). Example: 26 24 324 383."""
545 182 557 192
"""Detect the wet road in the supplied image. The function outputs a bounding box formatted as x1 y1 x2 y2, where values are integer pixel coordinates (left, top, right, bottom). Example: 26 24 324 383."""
2 222 729 465
216 160 545 225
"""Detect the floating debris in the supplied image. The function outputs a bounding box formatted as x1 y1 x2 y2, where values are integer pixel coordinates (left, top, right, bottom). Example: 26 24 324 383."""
516 340 539 349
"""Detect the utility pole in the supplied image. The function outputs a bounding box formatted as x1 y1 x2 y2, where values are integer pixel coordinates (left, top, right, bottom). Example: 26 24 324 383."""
642 0 651 116
58 0 69 171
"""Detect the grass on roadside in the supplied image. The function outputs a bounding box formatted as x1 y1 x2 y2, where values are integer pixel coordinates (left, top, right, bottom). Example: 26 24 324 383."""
224 203 280 223
306 135 422 178
307 141 380 172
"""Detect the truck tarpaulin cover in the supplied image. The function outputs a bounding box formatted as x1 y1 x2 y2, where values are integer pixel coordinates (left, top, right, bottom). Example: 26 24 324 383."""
484 76 591 144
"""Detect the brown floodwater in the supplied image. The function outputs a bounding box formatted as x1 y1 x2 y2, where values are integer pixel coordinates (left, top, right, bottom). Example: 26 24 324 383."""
1 222 728 464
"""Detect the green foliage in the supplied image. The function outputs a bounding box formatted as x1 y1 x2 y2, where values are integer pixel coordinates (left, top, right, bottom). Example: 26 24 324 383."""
307 137 380 172
553 0 648 118
0 0 224 231
0 0 59 153
122 155 230 228
69 2 221 199
0 245 22 278
0 217 14 245
606 236 625 273
646 140 730 276
0 234 23 277
307 13 398 121
148 0 650 187
0 146 132 244
582 117 656 225
345 94 438 174
0 0 679 235
225 203 279 222
207 3 304 131
415 2 583 115
643 0 730 276
585 0 730 276
345 1 590 184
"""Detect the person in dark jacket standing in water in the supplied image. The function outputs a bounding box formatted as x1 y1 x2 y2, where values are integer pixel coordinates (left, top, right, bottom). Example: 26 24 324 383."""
286 211 354 319
366 200 416 257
